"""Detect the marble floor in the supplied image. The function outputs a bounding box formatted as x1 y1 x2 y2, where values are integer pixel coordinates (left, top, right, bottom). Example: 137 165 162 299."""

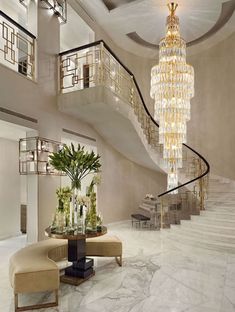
1 221 235 312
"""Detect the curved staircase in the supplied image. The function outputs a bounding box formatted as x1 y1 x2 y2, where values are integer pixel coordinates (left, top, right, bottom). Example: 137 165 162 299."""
164 177 235 253
58 40 210 230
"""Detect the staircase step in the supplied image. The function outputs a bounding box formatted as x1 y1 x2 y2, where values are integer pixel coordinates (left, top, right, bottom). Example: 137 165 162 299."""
191 215 235 227
200 210 235 219
164 177 235 253
206 209 235 215
163 228 235 254
205 204 235 210
181 220 235 236
207 194 235 202
171 225 235 244
207 197 235 202
206 199 235 205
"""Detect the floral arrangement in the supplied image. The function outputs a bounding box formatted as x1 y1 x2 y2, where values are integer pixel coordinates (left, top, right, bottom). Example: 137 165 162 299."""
56 186 72 206
77 195 90 206
87 174 101 195
49 143 101 190
50 144 103 234
145 194 156 200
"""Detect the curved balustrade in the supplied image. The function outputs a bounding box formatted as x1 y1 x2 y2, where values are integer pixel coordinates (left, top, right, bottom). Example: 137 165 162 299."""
59 40 210 229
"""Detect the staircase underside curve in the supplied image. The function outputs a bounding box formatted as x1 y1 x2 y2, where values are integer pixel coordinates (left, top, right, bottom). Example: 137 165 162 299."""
58 86 163 173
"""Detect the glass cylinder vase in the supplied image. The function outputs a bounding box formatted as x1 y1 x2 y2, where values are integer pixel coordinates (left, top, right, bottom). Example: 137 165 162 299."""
55 210 66 233
71 187 86 234
89 192 97 232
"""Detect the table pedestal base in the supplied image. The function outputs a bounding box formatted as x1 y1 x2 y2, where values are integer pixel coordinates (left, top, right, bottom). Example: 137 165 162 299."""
60 238 95 286
60 271 95 286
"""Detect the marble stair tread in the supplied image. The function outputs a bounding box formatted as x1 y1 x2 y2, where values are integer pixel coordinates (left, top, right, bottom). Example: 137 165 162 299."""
206 194 235 197
203 207 235 213
206 201 235 205
208 179 227 184
207 189 234 191
190 216 235 227
180 220 235 235
170 225 235 244
164 176 235 253
206 205 235 210
206 199 235 204
207 198 235 201
205 202 235 206
163 230 235 253
200 211 235 219
205 206 235 212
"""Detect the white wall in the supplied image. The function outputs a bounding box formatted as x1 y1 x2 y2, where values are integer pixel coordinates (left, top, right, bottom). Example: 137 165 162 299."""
60 4 94 52
20 176 27 205
0 0 37 35
187 31 235 180
0 138 21 239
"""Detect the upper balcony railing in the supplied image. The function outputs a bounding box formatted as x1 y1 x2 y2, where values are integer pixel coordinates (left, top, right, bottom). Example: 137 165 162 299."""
0 10 36 80
59 40 210 228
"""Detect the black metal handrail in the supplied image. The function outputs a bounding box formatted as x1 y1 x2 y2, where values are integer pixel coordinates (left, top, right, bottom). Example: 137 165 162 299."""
0 10 36 39
59 40 210 197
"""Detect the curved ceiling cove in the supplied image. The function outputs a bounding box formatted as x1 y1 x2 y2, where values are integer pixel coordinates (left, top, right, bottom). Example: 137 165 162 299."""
102 0 138 11
77 0 235 57
126 0 235 49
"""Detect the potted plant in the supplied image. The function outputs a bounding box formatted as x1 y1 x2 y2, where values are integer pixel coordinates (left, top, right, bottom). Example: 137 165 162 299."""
49 143 101 231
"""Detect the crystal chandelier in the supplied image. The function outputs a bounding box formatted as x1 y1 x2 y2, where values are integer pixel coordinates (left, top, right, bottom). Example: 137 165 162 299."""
150 2 194 193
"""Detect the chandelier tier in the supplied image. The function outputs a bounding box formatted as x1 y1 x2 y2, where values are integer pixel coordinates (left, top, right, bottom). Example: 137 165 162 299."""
150 2 194 193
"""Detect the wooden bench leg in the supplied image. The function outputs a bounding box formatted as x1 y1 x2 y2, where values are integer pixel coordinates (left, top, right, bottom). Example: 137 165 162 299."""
15 289 58 312
115 255 122 267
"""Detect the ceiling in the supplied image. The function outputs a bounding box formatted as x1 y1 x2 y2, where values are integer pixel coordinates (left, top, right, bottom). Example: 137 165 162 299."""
76 0 235 58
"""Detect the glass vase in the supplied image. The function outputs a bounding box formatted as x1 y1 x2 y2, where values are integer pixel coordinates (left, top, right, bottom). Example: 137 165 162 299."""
89 192 97 232
55 210 66 233
80 205 86 234
72 188 86 234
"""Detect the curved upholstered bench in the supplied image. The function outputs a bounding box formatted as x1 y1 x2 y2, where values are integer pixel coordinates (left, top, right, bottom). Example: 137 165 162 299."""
9 238 67 312
86 235 122 266
9 235 122 311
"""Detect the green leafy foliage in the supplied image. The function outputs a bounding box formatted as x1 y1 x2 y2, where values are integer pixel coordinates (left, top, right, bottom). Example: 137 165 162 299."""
49 143 101 190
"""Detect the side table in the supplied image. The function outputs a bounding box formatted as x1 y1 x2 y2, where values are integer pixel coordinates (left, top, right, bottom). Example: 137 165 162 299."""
45 226 107 286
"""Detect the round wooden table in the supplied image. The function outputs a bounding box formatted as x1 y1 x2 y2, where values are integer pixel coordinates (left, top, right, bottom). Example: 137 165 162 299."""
45 226 107 286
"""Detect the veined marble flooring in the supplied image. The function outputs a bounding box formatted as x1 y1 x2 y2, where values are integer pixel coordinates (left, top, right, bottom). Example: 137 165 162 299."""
0 222 235 312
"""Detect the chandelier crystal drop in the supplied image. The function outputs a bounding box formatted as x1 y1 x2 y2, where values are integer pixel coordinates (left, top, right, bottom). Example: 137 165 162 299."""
150 2 194 193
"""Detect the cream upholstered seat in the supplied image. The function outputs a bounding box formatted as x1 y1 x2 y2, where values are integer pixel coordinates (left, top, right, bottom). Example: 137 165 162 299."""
9 235 122 311
9 238 67 312
86 235 122 266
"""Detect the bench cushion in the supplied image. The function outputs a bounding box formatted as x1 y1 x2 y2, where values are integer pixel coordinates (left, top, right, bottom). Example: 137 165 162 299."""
131 214 150 221
9 239 67 294
86 235 122 257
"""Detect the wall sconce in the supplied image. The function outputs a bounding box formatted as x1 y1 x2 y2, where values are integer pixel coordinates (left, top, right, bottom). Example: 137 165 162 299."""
19 137 65 175
40 0 67 23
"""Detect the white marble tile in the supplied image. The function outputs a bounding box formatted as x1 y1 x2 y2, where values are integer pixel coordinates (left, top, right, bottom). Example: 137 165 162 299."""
220 296 235 312
0 222 235 312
